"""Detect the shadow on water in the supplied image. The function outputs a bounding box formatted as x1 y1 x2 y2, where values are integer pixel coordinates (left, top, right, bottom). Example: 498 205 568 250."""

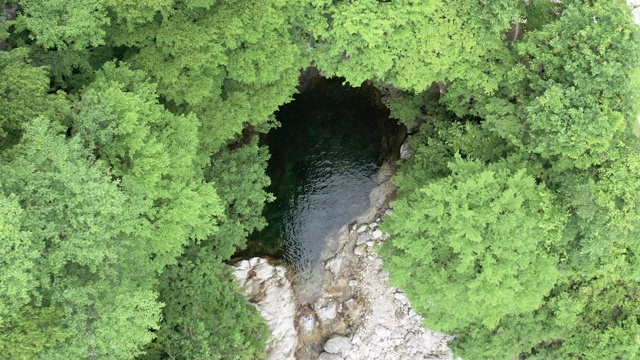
244 76 404 273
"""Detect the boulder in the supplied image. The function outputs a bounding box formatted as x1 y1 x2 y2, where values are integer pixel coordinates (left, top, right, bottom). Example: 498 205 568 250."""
325 256 342 275
400 139 414 160
314 297 337 322
324 335 352 354
394 292 409 305
375 327 392 338
629 0 640 24
356 233 372 246
232 258 297 360
318 352 342 360
298 314 316 334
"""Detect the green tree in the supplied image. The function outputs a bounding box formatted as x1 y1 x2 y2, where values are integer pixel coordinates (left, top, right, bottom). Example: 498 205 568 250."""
106 0 306 153
308 0 520 93
73 62 224 270
476 0 640 170
0 47 69 141
0 119 161 359
143 247 269 360
205 137 275 259
381 157 566 332
380 1 640 358
16 0 108 50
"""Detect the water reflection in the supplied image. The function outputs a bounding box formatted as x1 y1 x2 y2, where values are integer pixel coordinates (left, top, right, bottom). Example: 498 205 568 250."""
283 156 377 270
250 77 401 271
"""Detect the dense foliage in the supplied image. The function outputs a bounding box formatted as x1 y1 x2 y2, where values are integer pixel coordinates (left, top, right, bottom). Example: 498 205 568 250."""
1 0 639 359
374 1 640 358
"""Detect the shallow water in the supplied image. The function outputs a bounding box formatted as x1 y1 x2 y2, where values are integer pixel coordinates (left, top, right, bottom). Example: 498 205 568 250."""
249 78 402 271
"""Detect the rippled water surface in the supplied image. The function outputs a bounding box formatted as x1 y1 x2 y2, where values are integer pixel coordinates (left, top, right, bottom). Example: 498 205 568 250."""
250 78 402 271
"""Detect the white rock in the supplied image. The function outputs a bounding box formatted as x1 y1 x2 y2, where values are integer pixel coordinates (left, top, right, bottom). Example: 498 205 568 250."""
349 280 358 288
405 333 419 348
315 298 337 322
366 241 374 247
325 256 342 275
357 343 369 354
324 335 352 354
368 222 378 229
353 245 366 256
384 208 393 216
254 262 274 280
298 314 316 334
372 229 383 239
356 232 372 245
344 298 356 310
318 352 342 360
394 292 408 305
356 225 369 233
249 257 259 267
630 0 640 24
375 327 392 338
422 331 441 344
233 259 296 360
369 345 383 358
232 260 251 281
400 140 414 160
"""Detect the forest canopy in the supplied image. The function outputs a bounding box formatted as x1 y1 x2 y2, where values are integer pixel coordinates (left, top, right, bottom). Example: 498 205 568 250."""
1 0 639 359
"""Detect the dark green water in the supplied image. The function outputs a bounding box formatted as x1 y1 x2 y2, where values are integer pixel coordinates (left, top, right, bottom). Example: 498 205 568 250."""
248 78 403 271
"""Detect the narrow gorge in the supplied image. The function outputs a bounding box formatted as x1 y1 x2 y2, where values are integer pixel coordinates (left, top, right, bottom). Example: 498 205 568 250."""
231 73 456 360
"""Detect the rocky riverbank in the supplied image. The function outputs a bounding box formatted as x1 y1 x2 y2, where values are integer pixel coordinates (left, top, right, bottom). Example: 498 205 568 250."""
233 153 457 360
233 258 298 359
311 220 456 360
